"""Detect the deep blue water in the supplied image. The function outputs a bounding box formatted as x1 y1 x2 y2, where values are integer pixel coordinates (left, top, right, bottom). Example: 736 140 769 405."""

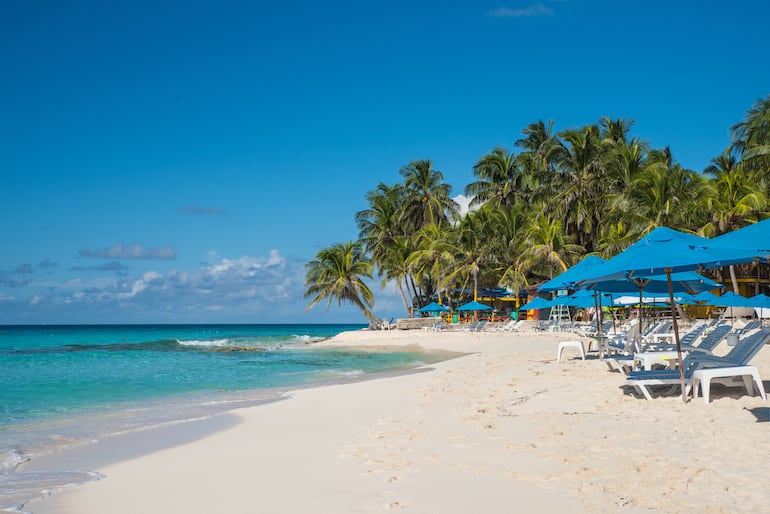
0 324 442 512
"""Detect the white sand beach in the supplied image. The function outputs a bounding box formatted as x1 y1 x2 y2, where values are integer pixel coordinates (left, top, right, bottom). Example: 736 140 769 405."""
24 327 770 513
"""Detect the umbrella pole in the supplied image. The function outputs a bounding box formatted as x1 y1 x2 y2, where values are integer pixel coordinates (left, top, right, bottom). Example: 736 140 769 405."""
594 292 601 336
666 268 686 403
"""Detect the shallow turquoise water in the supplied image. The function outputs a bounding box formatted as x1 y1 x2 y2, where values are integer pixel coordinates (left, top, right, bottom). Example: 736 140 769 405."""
0 324 442 511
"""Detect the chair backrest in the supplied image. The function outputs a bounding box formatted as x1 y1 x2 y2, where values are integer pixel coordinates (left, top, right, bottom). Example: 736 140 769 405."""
679 323 707 346
695 324 732 352
654 320 673 334
475 320 488 332
734 320 761 335
722 329 770 365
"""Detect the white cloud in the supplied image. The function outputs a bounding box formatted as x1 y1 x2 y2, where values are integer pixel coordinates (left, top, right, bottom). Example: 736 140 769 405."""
0 249 372 323
488 4 554 17
453 194 475 217
79 242 177 260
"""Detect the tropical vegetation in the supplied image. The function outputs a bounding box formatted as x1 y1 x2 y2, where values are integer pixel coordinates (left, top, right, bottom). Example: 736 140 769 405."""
305 95 770 324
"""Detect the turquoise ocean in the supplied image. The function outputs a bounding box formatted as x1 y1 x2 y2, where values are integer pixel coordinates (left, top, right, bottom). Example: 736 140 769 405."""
0 324 444 512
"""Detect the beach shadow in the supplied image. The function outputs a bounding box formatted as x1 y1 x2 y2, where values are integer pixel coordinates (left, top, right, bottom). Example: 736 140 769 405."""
744 407 770 423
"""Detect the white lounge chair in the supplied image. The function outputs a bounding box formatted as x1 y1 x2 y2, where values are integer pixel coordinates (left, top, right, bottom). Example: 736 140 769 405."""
626 329 770 401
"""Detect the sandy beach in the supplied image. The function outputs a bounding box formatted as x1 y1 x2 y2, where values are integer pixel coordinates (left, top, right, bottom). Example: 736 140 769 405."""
22 327 770 514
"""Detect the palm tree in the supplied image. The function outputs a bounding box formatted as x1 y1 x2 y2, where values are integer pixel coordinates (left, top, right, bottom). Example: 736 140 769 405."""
399 159 459 230
520 212 584 280
466 148 528 209
356 182 403 264
378 235 418 317
304 241 379 326
407 223 457 305
515 119 560 174
624 147 703 232
700 150 768 294
700 150 766 237
489 204 529 296
731 94 770 174
444 209 494 301
550 124 606 252
598 117 634 146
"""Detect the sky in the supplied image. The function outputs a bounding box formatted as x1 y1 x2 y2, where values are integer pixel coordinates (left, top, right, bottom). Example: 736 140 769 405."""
2 0 769 324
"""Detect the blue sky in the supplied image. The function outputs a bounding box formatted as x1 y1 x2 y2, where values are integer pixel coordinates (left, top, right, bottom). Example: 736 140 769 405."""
2 0 769 324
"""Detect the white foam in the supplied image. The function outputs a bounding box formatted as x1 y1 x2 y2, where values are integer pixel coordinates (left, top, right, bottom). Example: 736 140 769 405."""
291 335 327 343
177 338 231 348
1 449 29 473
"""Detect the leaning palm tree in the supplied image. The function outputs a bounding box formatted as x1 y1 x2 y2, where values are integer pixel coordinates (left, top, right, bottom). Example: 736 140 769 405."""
304 241 380 326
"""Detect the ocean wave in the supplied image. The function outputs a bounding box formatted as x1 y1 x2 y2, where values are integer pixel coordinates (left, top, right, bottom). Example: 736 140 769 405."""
336 369 365 376
1 449 29 474
176 338 231 348
290 335 329 344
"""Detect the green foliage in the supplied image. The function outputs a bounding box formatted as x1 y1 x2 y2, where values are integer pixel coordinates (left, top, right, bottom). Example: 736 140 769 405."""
305 98 770 319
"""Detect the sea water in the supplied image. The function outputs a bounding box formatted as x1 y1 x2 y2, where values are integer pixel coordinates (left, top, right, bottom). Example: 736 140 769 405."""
0 324 443 512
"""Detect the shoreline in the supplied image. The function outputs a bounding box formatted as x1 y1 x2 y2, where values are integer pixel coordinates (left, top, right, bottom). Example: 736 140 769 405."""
8 337 455 512
19 328 770 513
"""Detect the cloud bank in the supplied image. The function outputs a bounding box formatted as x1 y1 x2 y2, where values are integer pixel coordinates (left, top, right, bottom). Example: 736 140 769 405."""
79 242 177 260
488 4 554 17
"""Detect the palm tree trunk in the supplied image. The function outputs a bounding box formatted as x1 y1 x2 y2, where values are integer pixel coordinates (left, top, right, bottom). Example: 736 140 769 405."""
729 265 740 294
397 279 411 317
407 274 420 312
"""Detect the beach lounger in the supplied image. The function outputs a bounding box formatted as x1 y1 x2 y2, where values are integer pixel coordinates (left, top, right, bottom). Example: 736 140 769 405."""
626 329 770 401
432 321 446 332
607 323 730 374
494 320 517 332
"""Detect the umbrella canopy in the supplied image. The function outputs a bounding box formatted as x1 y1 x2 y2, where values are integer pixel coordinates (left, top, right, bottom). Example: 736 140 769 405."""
576 227 763 286
456 300 492 311
689 291 723 304
710 219 770 252
586 271 722 294
418 301 450 313
748 293 770 309
518 296 554 311
538 255 606 292
556 290 618 308
702 291 754 307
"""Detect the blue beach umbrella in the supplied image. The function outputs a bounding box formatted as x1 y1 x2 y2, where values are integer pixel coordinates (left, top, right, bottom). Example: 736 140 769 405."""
703 291 753 307
457 299 491 322
576 227 764 285
576 226 769 402
538 255 607 292
690 291 723 304
518 296 554 311
749 294 770 321
587 271 722 295
418 301 450 313
456 300 492 311
710 219 770 252
748 293 770 308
